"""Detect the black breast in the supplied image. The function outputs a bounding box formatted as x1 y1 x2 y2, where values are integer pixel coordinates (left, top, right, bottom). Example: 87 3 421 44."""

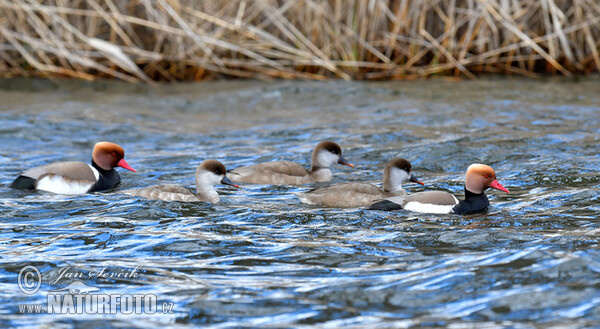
452 189 490 215
89 161 121 192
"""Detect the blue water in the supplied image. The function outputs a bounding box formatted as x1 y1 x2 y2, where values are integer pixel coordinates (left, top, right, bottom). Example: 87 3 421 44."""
1 78 600 327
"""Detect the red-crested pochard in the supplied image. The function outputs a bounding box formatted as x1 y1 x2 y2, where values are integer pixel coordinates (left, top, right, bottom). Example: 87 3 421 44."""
10 141 136 194
121 160 238 203
295 158 423 208
227 141 354 186
369 164 509 214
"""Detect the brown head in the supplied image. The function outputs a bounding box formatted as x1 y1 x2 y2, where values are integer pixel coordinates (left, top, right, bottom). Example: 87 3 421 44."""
311 141 354 170
196 159 238 188
464 164 509 194
92 142 136 172
383 158 424 192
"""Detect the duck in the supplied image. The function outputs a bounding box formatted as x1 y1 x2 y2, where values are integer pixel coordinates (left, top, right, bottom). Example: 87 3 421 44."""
10 141 136 194
121 160 238 203
227 141 354 186
369 164 509 214
294 158 423 208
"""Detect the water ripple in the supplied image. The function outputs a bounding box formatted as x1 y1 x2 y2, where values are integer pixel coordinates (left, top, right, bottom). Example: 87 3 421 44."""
1 78 600 327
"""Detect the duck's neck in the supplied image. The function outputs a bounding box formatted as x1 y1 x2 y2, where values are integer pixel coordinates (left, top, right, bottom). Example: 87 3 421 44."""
309 167 332 182
91 160 113 174
383 177 405 193
383 169 407 194
196 191 220 203
195 174 219 201
384 185 405 195
452 188 489 215
90 160 120 192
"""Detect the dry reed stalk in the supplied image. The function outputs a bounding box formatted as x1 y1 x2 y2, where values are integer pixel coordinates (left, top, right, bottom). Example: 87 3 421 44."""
0 0 598 82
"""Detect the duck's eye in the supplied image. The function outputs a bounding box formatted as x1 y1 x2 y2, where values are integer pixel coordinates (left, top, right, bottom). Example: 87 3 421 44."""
111 152 117 157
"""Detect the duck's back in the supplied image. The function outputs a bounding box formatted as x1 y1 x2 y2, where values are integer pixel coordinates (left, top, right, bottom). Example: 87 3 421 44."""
228 161 311 185
122 184 199 202
22 161 97 182
297 183 402 208
403 191 458 205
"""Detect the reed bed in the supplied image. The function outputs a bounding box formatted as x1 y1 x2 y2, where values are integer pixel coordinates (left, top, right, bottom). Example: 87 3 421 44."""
1 0 599 82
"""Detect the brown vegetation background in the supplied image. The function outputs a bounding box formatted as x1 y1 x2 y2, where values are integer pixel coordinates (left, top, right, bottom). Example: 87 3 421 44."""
1 0 599 82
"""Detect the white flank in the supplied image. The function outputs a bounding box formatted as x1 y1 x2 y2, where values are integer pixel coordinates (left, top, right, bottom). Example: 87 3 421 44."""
403 201 455 214
36 175 94 195
88 164 100 181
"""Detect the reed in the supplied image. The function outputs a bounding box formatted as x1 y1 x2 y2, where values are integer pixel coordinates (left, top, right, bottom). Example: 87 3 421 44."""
0 0 599 82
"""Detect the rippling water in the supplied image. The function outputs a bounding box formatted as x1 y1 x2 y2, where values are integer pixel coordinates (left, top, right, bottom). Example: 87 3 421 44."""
1 77 600 327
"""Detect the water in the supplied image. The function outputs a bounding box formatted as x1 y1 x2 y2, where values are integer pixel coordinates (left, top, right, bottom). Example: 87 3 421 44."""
1 77 600 327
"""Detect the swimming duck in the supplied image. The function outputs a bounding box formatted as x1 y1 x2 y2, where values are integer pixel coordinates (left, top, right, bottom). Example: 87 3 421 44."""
10 141 136 194
228 141 353 186
121 159 238 203
369 164 509 214
295 158 423 208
